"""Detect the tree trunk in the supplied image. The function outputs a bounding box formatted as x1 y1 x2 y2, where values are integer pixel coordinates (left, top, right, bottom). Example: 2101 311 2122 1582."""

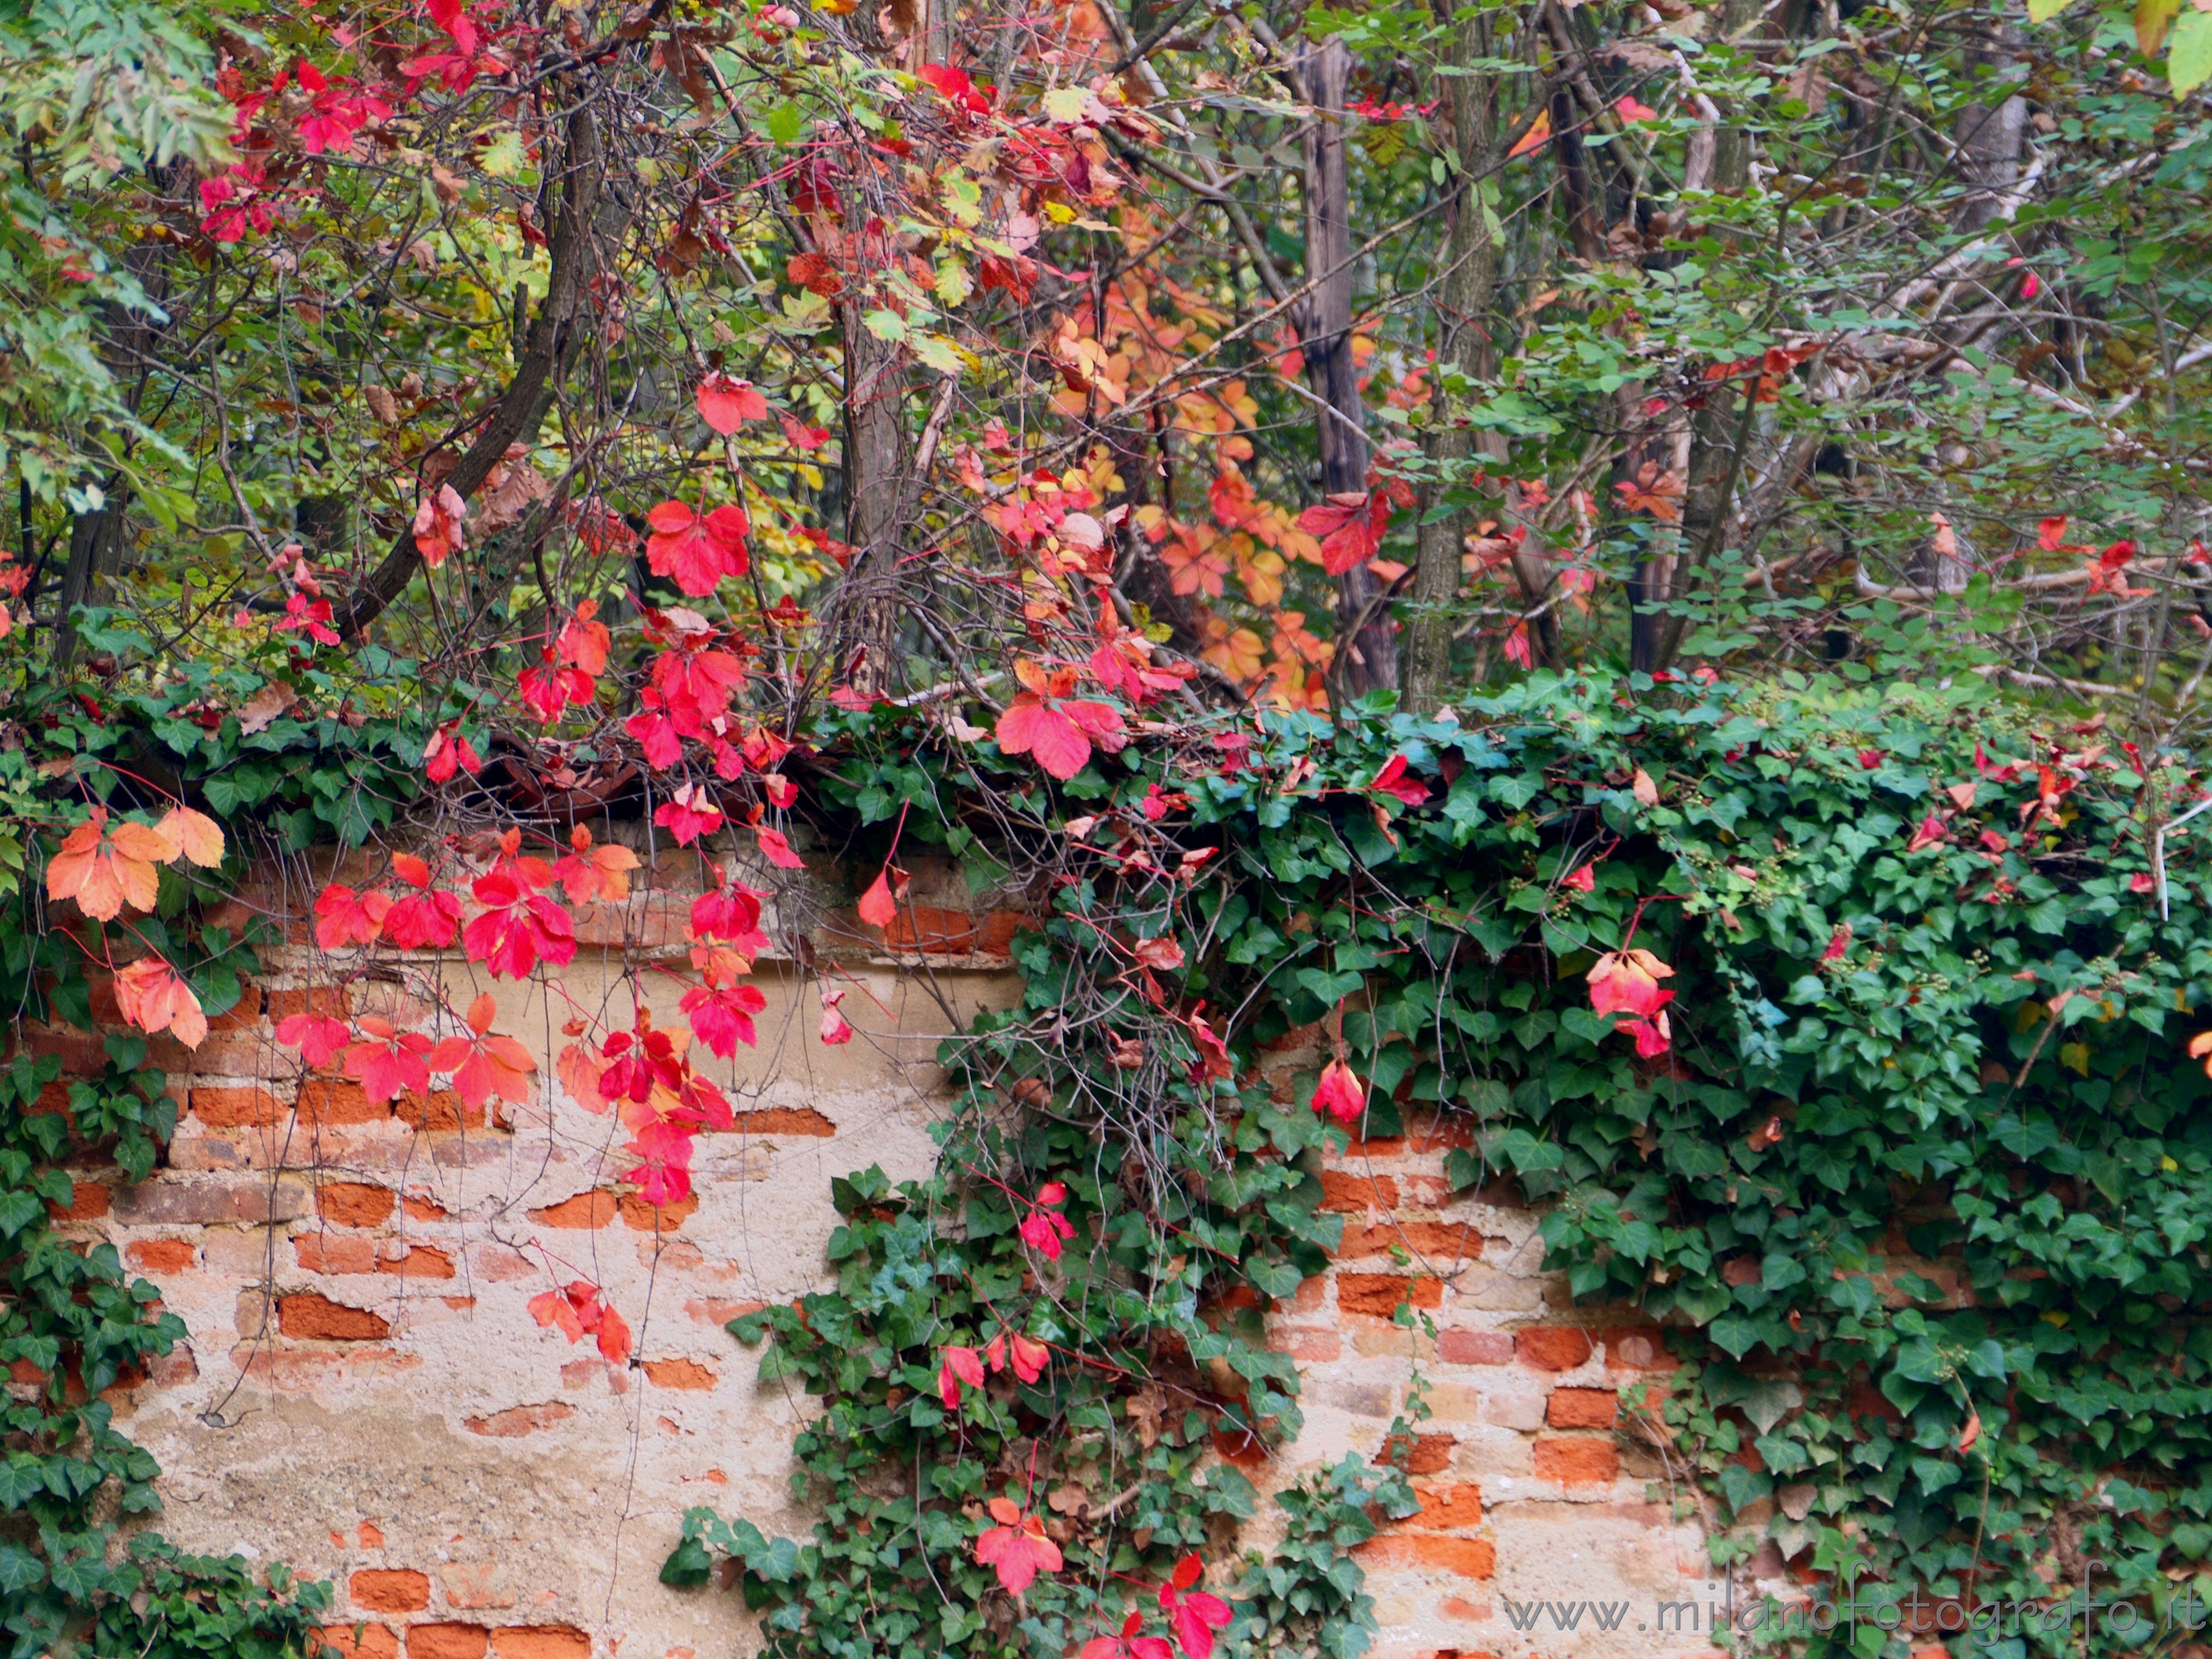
336 101 603 640
1299 36 1398 702
835 304 910 691
1405 9 1501 707
1633 0 1759 674
1953 17 2027 234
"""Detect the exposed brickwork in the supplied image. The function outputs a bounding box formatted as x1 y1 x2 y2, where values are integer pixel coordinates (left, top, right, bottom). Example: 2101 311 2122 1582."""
25 860 1722 1659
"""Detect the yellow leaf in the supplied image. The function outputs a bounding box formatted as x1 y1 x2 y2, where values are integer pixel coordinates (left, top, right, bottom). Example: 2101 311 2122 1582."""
2059 1041 2090 1077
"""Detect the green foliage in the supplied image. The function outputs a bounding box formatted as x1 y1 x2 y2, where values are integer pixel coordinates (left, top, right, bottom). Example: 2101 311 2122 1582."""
727 666 2212 1658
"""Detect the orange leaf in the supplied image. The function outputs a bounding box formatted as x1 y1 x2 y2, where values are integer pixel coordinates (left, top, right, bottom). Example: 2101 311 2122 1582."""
154 806 226 868
45 808 171 921
112 957 208 1048
1509 108 1552 157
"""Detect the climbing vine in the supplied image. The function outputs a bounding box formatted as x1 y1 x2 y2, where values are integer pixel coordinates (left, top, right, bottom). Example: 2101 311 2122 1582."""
675 666 2212 1659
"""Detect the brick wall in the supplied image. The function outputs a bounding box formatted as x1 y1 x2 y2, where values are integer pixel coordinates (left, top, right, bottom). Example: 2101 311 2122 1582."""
17 844 1740 1659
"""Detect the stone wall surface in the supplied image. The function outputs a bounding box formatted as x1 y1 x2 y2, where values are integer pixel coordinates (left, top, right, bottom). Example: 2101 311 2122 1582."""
15 846 1733 1659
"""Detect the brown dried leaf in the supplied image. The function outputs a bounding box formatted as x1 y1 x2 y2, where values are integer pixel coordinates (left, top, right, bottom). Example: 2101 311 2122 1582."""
238 680 296 735
364 384 398 425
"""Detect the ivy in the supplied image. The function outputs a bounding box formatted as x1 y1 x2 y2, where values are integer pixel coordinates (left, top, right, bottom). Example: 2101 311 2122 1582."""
693 666 2212 1659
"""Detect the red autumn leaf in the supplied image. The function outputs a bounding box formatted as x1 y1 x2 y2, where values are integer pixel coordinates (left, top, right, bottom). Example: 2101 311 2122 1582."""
462 870 577 979
1131 936 1184 972
1561 864 1595 893
429 993 538 1113
1296 491 1392 576
596 1302 632 1366
113 957 208 1049
1625 1009 1673 1057
1019 1206 1075 1259
994 658 1127 780
557 599 611 675
276 1011 352 1068
695 372 768 434
529 1288 585 1343
691 883 770 950
655 784 725 846
1587 948 1674 1019
820 985 854 1045
757 826 805 869
623 1117 695 1207
423 723 481 782
1906 813 1950 853
1159 1557 1232 1659
1082 1613 1176 1659
975 1498 1062 1595
314 883 392 951
1822 924 1853 962
645 501 750 596
858 867 899 929
938 1343 987 1406
680 982 768 1057
1309 1058 1365 1124
412 483 467 566
1008 1332 1049 1383
916 61 990 114
1369 754 1428 806
343 1016 435 1104
385 886 462 950
45 807 175 921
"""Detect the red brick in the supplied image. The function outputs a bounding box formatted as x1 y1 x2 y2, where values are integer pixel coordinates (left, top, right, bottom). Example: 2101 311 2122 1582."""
977 911 1042 954
408 1626 487 1659
299 1078 388 1125
208 983 264 1032
881 905 977 954
191 1086 287 1128
685 1298 765 1326
1318 1171 1398 1213
280 1294 392 1342
1532 1438 1620 1485
1378 1433 1455 1475
1438 1328 1514 1366
464 1404 576 1437
126 1239 197 1272
641 1358 717 1390
619 1193 699 1231
297 1235 380 1275
319 1182 397 1227
1547 1387 1619 1428
394 1091 478 1132
351 1571 430 1614
148 1345 199 1386
1335 1222 1483 1260
403 1194 450 1222
48 1180 108 1222
530 1192 619 1228
317 1624 400 1659
722 1108 837 1137
1352 1535 1495 1578
1515 1327 1595 1371
1268 1329 1342 1362
269 985 350 1020
395 1246 456 1279
489 1627 590 1659
1408 1483 1484 1528
1337 1275 1442 1318
1339 1134 1406 1157
1602 1326 1678 1371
